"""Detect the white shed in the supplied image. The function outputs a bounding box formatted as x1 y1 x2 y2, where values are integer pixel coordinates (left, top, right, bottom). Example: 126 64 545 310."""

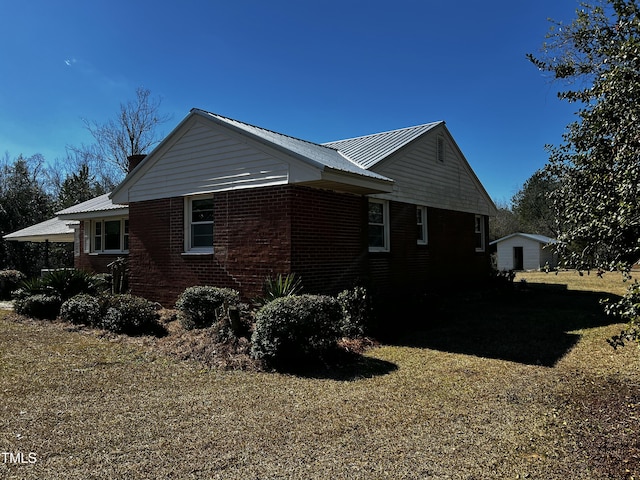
490 233 558 271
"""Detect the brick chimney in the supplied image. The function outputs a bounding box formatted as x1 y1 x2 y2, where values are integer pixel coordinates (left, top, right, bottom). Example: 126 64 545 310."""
127 154 146 172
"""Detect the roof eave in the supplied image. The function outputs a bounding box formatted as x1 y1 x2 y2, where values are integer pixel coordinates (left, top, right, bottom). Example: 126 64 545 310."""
58 208 129 221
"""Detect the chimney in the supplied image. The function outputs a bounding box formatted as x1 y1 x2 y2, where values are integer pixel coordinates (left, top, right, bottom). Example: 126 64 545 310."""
127 154 146 172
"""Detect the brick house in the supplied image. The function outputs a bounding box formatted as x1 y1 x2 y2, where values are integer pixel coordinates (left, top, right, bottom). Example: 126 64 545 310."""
55 109 496 306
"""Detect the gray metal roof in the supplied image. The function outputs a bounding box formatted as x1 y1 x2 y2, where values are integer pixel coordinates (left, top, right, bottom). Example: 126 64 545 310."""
323 122 443 169
3 217 78 243
56 193 128 218
192 109 392 182
490 233 557 246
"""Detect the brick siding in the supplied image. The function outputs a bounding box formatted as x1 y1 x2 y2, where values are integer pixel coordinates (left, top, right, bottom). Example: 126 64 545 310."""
77 187 491 306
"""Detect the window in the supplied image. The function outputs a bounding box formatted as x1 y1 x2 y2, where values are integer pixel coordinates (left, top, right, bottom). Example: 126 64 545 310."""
475 215 485 252
416 206 428 245
437 135 445 163
91 218 128 253
186 196 214 252
368 199 389 252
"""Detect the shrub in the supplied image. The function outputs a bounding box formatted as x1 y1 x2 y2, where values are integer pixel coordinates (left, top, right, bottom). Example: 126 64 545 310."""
258 273 303 305
17 269 106 301
14 294 62 320
251 294 343 366
0 270 25 300
59 294 102 326
41 269 107 301
175 286 240 329
99 294 162 336
337 286 373 338
605 279 640 348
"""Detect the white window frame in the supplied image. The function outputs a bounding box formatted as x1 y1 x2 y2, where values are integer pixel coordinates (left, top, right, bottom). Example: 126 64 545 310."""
184 195 214 254
475 214 485 252
416 206 428 245
90 218 129 254
368 199 390 253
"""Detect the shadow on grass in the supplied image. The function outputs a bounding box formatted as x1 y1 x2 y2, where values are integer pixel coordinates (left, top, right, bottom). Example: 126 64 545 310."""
382 283 622 367
272 352 398 381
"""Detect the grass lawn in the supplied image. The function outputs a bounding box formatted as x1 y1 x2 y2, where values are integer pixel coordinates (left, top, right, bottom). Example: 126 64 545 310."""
1 271 639 479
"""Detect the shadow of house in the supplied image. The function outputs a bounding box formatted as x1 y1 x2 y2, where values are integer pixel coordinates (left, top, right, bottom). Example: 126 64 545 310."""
386 283 622 367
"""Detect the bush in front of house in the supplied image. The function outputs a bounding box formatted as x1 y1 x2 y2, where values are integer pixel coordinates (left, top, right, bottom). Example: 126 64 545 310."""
175 286 240 330
251 294 343 367
99 294 163 336
13 293 62 320
337 285 373 338
59 294 102 326
0 270 25 300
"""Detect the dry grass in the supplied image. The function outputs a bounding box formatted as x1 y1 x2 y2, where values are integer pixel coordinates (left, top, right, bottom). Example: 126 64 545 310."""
0 271 638 479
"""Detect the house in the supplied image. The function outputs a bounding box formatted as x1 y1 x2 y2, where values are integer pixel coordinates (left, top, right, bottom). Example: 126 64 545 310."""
490 233 558 271
45 109 495 306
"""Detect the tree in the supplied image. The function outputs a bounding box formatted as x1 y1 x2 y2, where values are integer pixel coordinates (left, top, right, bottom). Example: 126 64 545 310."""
78 87 171 178
528 0 640 271
511 169 559 238
489 199 521 242
0 154 57 275
529 0 640 343
57 163 107 209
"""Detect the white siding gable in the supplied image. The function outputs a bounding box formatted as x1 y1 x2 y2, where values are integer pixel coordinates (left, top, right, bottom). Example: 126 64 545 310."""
368 126 495 216
117 117 320 203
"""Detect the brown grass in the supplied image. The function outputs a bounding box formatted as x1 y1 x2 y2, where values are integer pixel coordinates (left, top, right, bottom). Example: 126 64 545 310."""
0 271 638 479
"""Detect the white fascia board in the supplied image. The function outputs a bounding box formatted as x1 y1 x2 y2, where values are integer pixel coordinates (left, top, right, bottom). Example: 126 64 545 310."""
57 208 129 221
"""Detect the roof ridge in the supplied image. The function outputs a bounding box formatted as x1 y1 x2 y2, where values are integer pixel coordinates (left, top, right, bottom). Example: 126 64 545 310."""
192 108 340 152
323 121 444 144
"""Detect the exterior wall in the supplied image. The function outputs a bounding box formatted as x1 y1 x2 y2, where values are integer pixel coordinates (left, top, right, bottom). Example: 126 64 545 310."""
290 188 368 295
368 202 491 294
74 222 126 274
370 126 495 216
127 187 292 306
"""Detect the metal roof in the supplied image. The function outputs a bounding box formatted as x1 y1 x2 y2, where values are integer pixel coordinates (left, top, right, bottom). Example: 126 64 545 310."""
56 193 128 218
490 233 557 246
323 122 443 169
3 217 78 243
193 109 392 182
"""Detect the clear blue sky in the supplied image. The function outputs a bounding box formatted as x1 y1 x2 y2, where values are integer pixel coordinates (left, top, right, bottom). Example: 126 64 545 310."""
1 0 581 204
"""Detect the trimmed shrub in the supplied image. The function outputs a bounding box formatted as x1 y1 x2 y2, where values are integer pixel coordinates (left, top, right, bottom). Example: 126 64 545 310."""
59 294 102 326
175 286 240 329
0 270 25 300
337 286 373 338
251 294 343 366
99 294 162 336
14 294 62 320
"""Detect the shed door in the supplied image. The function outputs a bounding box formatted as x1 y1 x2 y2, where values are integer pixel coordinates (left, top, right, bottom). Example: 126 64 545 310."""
513 247 524 270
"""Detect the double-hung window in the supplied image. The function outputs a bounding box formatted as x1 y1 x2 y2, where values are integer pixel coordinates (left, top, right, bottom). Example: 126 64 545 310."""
90 218 128 253
474 214 485 252
368 199 389 252
186 196 214 253
416 206 428 245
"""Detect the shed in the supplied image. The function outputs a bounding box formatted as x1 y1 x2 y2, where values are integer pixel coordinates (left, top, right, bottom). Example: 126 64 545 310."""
490 233 557 271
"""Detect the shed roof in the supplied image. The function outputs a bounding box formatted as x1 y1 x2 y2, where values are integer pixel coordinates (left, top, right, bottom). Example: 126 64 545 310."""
2 217 78 243
323 122 442 168
490 233 557 246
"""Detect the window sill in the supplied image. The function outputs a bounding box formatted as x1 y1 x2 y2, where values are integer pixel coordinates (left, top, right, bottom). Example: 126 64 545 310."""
181 251 214 256
88 252 129 255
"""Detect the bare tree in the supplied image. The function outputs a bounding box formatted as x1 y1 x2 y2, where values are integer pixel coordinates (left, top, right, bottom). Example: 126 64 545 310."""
81 87 172 176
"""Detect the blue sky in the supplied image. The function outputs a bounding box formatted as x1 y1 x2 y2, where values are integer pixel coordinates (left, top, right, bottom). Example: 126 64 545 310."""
1 1 581 203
